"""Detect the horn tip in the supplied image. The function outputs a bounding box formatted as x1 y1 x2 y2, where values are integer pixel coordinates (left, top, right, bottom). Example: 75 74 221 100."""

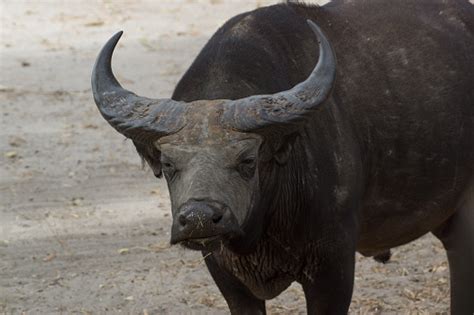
112 30 124 41
306 20 321 37
306 20 328 48
306 19 316 28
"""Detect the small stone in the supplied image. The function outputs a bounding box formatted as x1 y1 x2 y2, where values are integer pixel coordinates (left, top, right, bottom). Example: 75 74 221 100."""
71 197 83 206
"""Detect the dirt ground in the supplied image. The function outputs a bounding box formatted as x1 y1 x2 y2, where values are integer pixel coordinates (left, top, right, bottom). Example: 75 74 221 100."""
0 1 455 314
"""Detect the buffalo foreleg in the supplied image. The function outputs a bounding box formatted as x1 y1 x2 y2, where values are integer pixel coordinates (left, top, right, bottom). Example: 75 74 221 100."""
301 250 355 315
203 252 266 315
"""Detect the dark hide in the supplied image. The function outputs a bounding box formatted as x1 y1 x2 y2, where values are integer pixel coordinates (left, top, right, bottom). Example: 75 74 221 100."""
169 0 474 313
110 0 473 313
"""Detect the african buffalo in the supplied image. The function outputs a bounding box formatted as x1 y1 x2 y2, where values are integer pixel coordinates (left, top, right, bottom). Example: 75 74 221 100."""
92 0 474 313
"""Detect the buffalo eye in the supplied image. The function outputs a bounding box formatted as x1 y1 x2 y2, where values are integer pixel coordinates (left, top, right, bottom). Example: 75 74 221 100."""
237 157 256 180
161 158 177 180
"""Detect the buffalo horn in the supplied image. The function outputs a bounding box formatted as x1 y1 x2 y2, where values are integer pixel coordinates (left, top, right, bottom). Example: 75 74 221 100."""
91 31 186 143
222 20 336 131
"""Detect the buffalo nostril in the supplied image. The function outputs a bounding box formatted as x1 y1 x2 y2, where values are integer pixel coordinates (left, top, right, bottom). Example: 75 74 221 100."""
212 213 223 224
178 214 187 226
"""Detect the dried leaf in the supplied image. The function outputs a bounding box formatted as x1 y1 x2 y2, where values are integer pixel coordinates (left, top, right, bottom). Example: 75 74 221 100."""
0 84 15 92
139 37 158 51
9 136 26 147
43 252 56 262
5 151 18 158
118 248 130 255
84 20 104 27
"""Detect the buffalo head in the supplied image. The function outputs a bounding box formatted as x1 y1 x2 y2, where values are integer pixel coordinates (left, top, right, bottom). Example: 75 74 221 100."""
91 20 335 252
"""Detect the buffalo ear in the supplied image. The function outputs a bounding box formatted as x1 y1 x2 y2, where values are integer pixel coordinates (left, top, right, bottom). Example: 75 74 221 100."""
133 141 162 178
274 133 298 165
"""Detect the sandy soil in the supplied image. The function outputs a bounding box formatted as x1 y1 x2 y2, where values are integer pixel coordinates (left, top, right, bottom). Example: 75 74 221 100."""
1 1 453 314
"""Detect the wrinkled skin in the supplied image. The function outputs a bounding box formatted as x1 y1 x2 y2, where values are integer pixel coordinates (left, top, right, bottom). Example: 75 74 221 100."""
158 135 261 227
155 101 264 249
93 0 474 314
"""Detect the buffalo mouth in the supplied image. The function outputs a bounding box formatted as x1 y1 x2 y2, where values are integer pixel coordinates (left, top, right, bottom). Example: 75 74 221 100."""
174 230 243 251
180 235 225 251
